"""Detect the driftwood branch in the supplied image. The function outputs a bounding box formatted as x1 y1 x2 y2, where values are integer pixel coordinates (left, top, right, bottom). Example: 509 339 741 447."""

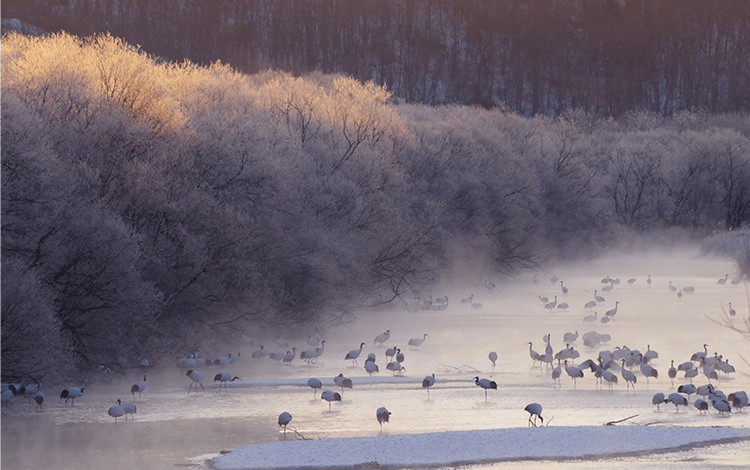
605 414 639 425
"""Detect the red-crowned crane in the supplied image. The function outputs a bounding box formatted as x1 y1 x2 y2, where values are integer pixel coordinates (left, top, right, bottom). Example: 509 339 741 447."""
376 407 391 429
677 383 696 403
60 387 85 405
186 370 205 393
620 359 636 394
694 399 709 414
131 374 147 400
474 377 497 401
525 403 543 427
408 334 428 349
108 399 126 422
333 373 353 395
668 360 677 386
564 360 584 389
422 373 435 397
668 392 688 411
278 411 292 437
307 378 322 398
345 343 366 365
122 400 136 419
374 330 391 346
213 372 241 393
652 392 667 411
321 390 341 411
489 351 498 372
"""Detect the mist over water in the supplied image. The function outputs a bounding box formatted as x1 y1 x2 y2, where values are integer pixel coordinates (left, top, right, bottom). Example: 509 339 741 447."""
3 245 749 470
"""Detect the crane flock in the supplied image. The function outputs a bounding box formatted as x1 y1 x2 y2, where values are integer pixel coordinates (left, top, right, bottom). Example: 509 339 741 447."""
3 269 746 443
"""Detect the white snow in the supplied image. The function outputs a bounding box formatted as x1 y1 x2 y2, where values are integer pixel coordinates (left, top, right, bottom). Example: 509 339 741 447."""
213 426 750 469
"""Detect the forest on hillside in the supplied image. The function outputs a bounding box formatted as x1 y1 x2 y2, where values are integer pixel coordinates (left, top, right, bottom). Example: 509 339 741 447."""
2 0 749 116
2 32 750 383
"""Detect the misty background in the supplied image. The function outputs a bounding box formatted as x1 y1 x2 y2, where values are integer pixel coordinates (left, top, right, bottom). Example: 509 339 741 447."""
2 4 750 387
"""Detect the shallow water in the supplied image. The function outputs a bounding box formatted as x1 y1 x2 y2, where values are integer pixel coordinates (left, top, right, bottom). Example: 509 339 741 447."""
2 246 749 470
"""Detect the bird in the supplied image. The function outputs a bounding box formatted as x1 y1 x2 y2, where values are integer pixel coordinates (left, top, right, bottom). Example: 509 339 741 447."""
682 286 695 293
583 312 598 322
639 360 658 386
731 277 742 285
131 374 147 400
385 346 398 362
652 392 667 411
34 391 45 410
694 399 709 414
396 349 405 364
186 370 205 393
213 372 241 392
333 373 353 394
386 362 406 375
690 344 709 362
584 300 597 309
307 378 322 398
667 392 688 411
684 368 699 382
668 360 677 386
307 335 320 347
22 382 42 402
594 290 605 303
718 274 729 285
470 298 483 309
474 377 497 400
301 341 326 363
275 336 289 348
557 302 569 311
422 374 435 397
108 399 126 422
647 274 652 286
728 391 748 411
524 403 543 427
461 294 474 304
408 334 428 349
538 295 548 304
563 331 578 343
551 275 559 283
712 398 731 415
60 387 85 405
489 351 498 372
544 296 557 310
528 342 541 366
364 360 379 376
677 384 696 403
701 358 718 382
345 342 366 365
668 281 676 292
121 400 136 419
321 390 341 411
374 330 391 346
376 407 391 429
560 281 568 294
564 360 584 389
283 348 297 365
728 303 736 317
251 345 270 361
628 278 636 285
552 361 562 386
278 411 292 436
605 301 619 318
643 345 658 364
620 359 636 393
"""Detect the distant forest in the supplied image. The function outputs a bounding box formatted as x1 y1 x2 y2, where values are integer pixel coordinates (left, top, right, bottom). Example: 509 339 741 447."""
2 0 750 116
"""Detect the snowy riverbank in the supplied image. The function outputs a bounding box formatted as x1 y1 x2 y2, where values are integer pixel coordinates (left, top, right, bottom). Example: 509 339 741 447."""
212 426 750 469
